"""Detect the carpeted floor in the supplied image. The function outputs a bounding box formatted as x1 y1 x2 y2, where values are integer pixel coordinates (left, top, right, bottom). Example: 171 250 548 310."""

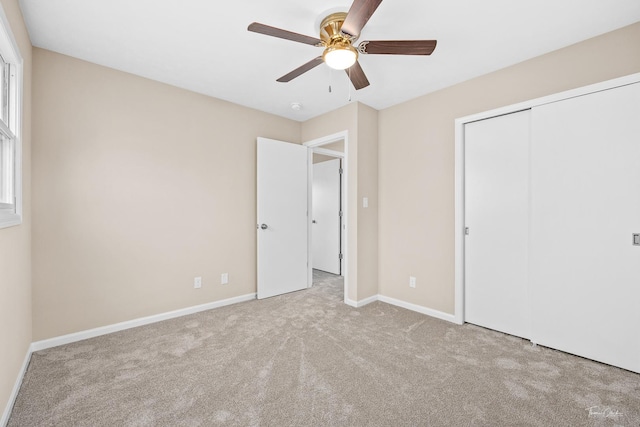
8 270 640 426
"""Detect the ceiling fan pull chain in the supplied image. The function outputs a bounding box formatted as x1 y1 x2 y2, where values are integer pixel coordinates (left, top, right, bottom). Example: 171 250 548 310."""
328 67 332 93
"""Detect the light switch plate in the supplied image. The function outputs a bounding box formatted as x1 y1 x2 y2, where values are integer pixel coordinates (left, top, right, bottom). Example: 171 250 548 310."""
363 197 368 208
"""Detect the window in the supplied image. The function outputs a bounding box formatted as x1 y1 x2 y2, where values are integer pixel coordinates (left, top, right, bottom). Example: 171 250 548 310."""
0 5 22 229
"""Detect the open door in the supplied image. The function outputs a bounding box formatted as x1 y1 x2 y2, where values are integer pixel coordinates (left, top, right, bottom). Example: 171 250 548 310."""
257 137 309 299
312 158 341 275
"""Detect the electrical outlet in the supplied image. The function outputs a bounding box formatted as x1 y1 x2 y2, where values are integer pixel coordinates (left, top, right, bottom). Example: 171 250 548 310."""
221 273 229 285
194 277 202 289
409 276 416 288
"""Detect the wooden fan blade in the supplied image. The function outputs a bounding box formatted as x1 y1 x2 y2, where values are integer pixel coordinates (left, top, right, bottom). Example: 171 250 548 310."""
277 57 324 83
359 40 437 55
345 61 370 90
341 0 383 38
248 22 322 46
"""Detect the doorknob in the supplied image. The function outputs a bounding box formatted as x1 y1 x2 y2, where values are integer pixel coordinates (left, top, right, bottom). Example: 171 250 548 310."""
260 224 268 230
312 220 317 224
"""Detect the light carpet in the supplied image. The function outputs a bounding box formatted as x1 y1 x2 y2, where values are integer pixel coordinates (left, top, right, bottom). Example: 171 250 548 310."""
8 270 640 426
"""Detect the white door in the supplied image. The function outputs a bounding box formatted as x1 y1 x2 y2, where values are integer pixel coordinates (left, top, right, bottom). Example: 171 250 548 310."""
312 158 341 274
257 137 309 299
530 83 640 373
464 110 531 339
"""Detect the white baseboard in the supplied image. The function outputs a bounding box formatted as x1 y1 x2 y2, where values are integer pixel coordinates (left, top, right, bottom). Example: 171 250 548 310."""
344 294 378 308
1 346 32 427
344 294 457 324
356 294 379 307
377 295 457 324
3 294 256 424
344 298 358 307
31 293 256 352
4 291 455 425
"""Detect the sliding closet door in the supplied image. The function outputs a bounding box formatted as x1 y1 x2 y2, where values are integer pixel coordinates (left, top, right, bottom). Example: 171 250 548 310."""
464 110 531 339
531 83 640 373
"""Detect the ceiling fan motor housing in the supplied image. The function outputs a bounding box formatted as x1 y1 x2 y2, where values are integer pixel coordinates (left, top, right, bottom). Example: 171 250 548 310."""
320 12 359 69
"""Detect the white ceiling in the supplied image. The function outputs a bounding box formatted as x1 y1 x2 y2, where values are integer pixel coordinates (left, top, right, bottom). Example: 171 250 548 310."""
18 0 640 121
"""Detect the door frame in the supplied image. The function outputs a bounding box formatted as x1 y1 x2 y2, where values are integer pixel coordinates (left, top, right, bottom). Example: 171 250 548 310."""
453 72 640 325
303 131 349 303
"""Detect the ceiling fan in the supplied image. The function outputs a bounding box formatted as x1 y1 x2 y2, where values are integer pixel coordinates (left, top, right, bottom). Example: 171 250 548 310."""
248 0 437 90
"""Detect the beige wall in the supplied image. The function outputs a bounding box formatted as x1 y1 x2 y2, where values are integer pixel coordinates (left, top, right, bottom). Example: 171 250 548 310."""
4 11 637 423
312 139 344 163
14 6 640 386
312 153 335 164
322 140 344 152
32 49 301 340
378 22 640 314
0 0 31 421
355 104 378 301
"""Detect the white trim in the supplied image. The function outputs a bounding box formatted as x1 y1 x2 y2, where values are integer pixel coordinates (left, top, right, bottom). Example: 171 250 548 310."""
2 294 256 423
344 298 357 307
456 73 640 126
303 131 347 148
0 2 23 230
303 130 350 304
454 121 465 325
453 72 640 326
31 293 256 352
311 147 345 159
344 293 458 323
345 294 378 308
1 346 31 427
0 212 20 228
378 295 458 324
357 294 378 307
306 146 313 288
452 103 465 328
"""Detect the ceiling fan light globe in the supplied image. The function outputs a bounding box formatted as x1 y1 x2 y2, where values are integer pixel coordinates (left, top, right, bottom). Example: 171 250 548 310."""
323 46 358 70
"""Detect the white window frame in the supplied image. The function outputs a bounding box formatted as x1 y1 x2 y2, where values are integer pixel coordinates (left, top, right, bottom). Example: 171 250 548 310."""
0 4 23 229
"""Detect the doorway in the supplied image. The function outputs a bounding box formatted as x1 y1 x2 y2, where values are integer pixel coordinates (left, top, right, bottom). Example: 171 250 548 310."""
304 132 348 301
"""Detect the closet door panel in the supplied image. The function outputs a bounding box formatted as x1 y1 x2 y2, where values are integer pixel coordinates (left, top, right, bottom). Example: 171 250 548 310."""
464 110 531 339
530 83 640 373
